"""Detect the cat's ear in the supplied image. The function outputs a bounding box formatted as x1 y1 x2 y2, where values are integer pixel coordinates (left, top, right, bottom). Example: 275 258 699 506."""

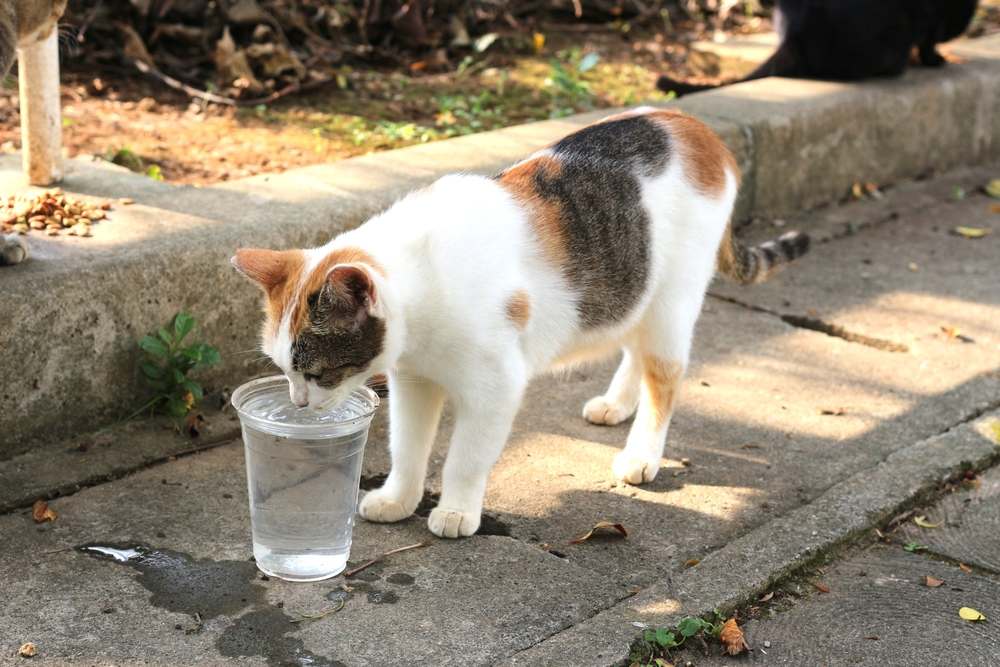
320 264 378 328
231 249 296 291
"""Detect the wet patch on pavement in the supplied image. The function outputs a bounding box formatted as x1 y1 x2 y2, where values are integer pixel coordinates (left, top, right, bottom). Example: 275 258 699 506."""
78 543 342 666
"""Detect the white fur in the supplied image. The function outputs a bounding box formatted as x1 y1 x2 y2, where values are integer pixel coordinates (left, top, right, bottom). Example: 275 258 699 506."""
278 110 738 538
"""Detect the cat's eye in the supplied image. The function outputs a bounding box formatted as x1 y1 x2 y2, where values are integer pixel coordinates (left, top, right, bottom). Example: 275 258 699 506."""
303 372 320 382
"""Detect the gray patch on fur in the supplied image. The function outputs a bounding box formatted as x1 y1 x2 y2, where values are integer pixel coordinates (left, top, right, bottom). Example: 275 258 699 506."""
291 286 385 388
526 115 670 328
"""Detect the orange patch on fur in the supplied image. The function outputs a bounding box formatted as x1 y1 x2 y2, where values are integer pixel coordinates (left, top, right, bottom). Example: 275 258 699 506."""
288 246 384 335
642 356 683 430
498 156 570 268
505 290 531 330
649 110 740 197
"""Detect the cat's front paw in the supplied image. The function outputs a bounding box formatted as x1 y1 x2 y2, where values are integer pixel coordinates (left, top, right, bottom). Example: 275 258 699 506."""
612 451 662 485
582 396 634 426
358 489 418 524
427 507 480 538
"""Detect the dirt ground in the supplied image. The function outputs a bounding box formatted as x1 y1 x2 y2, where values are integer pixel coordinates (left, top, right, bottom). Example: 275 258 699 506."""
0 22 764 185
1 2 998 187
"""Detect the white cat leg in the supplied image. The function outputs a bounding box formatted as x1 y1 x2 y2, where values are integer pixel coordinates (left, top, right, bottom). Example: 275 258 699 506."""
582 346 642 425
428 363 526 538
359 374 446 523
613 301 696 485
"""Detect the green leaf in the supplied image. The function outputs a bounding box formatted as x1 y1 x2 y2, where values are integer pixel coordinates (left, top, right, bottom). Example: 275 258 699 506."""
199 345 221 367
904 542 928 553
578 52 600 73
677 617 706 638
643 629 656 644
172 368 186 385
139 335 169 359
181 379 204 402
654 628 676 648
173 312 195 343
166 396 189 417
157 327 174 345
140 362 163 379
145 378 168 392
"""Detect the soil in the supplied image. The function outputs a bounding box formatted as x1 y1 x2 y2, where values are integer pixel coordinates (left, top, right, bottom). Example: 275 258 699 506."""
0 22 763 186
2 2 998 187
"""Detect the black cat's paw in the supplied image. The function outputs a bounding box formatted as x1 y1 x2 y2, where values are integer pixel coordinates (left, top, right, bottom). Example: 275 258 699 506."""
919 47 947 68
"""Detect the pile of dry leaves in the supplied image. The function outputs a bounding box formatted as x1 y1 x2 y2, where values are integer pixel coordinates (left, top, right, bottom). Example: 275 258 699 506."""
64 0 738 104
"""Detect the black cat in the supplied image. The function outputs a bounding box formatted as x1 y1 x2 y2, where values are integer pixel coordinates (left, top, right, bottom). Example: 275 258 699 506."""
657 0 980 96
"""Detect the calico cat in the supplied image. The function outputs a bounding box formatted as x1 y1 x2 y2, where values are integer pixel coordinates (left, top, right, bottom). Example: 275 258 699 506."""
657 0 980 97
233 107 809 538
0 0 68 266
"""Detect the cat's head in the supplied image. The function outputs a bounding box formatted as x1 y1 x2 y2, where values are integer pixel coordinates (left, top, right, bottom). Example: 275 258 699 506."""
232 246 394 409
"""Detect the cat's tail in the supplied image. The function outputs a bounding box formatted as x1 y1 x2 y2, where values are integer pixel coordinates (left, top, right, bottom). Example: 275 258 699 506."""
655 75 720 97
716 226 810 284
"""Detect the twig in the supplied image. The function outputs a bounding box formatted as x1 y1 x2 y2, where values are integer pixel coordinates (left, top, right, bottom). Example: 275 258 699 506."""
289 599 345 623
344 541 428 578
130 58 341 107
571 0 583 18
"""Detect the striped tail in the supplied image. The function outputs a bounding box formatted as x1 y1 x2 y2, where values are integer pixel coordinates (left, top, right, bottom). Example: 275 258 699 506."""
716 225 810 285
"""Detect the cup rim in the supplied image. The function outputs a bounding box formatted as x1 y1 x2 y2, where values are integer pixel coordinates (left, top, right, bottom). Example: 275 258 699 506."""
231 374 380 438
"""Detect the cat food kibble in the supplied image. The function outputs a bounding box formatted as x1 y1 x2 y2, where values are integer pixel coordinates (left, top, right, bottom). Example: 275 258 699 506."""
0 190 111 238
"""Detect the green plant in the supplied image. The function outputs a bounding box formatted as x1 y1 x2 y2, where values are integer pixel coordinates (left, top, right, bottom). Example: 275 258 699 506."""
137 312 221 418
545 50 599 117
630 615 724 665
146 164 164 181
107 146 144 172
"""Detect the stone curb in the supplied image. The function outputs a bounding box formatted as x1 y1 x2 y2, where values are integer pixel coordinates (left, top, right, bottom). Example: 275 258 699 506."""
500 410 1000 666
1 34 998 450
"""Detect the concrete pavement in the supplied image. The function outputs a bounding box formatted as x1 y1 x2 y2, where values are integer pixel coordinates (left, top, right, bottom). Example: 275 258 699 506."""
2 164 999 664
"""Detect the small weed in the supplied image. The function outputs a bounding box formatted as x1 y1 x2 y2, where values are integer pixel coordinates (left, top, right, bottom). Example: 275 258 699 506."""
544 49 600 117
629 614 724 666
107 146 144 172
146 164 164 181
903 542 929 553
137 312 220 418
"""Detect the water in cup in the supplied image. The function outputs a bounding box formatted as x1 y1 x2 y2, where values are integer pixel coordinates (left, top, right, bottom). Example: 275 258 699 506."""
232 376 379 582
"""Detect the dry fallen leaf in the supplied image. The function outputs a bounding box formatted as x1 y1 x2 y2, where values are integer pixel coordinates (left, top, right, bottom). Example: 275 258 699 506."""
959 563 973 574
683 558 700 568
991 203 1000 214
914 515 942 529
813 582 831 593
959 607 986 622
988 421 1000 445
719 618 749 655
820 407 847 416
758 591 775 602
183 412 206 439
985 179 1000 199
532 32 546 54
570 521 628 544
18 643 36 658
951 226 991 239
925 576 944 588
31 499 57 523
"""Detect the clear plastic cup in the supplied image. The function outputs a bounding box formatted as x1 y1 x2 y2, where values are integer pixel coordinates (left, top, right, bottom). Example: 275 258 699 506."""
231 375 379 582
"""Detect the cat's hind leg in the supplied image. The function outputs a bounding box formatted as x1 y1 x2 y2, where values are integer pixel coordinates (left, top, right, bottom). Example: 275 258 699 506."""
359 374 446 524
613 297 697 485
583 346 642 426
